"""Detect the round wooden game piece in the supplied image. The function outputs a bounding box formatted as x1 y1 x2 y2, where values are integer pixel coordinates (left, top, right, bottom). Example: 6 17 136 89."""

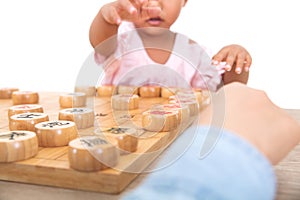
168 95 177 102
12 91 39 105
139 86 161 98
175 90 203 109
142 110 178 132
193 91 203 105
117 85 138 95
170 99 199 116
193 88 202 92
74 86 96 96
0 88 19 99
102 127 138 154
161 103 190 125
9 112 49 132
59 92 87 108
200 90 211 106
0 131 38 163
68 136 119 172
112 94 139 110
161 87 178 98
176 90 198 101
8 104 44 118
35 120 78 147
58 108 95 129
97 85 116 97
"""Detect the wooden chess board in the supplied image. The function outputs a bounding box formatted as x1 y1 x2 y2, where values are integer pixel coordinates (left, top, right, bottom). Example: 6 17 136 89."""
0 92 196 194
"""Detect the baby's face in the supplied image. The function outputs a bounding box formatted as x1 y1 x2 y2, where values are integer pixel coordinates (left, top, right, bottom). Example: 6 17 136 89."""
134 0 187 30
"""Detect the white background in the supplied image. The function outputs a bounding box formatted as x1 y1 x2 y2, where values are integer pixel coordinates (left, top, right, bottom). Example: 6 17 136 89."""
0 0 299 109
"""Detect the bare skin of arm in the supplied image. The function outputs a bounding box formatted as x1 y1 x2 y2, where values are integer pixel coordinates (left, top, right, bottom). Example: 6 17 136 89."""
89 7 118 48
199 82 300 165
89 5 119 56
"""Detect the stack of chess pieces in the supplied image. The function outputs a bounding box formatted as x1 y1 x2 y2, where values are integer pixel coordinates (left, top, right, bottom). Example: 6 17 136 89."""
0 85 210 172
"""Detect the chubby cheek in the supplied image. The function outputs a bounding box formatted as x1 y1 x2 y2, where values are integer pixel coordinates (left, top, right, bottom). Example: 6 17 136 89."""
164 6 182 23
163 17 179 29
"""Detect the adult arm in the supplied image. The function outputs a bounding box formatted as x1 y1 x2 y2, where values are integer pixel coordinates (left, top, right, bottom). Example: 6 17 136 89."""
200 82 300 164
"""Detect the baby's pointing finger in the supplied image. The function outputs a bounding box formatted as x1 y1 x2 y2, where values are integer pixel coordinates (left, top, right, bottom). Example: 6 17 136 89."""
135 0 147 4
119 0 138 14
110 8 122 25
131 0 147 10
101 5 121 25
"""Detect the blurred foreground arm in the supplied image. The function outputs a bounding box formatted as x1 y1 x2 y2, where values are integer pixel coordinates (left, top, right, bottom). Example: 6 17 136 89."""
200 82 300 165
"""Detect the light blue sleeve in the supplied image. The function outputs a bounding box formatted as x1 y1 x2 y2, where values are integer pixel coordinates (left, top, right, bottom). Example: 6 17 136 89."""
121 126 276 200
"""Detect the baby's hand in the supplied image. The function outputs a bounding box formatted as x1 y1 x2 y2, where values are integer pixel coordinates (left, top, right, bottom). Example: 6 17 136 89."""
101 0 161 25
212 44 252 74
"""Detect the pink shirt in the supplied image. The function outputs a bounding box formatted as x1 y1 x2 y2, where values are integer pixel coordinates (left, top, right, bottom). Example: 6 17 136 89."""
95 22 222 91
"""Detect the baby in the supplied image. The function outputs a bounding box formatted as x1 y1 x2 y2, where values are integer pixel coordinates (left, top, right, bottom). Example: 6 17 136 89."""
89 0 252 90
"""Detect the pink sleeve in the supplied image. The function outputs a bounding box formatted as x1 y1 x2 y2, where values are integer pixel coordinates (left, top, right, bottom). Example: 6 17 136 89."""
190 45 223 91
191 68 223 91
100 58 121 85
93 22 136 85
94 52 106 65
94 47 121 85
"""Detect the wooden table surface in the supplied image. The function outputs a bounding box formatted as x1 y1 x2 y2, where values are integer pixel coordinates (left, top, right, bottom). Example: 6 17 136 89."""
0 109 300 200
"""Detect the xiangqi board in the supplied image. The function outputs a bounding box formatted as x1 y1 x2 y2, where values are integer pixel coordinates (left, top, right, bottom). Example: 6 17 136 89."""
0 89 204 193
